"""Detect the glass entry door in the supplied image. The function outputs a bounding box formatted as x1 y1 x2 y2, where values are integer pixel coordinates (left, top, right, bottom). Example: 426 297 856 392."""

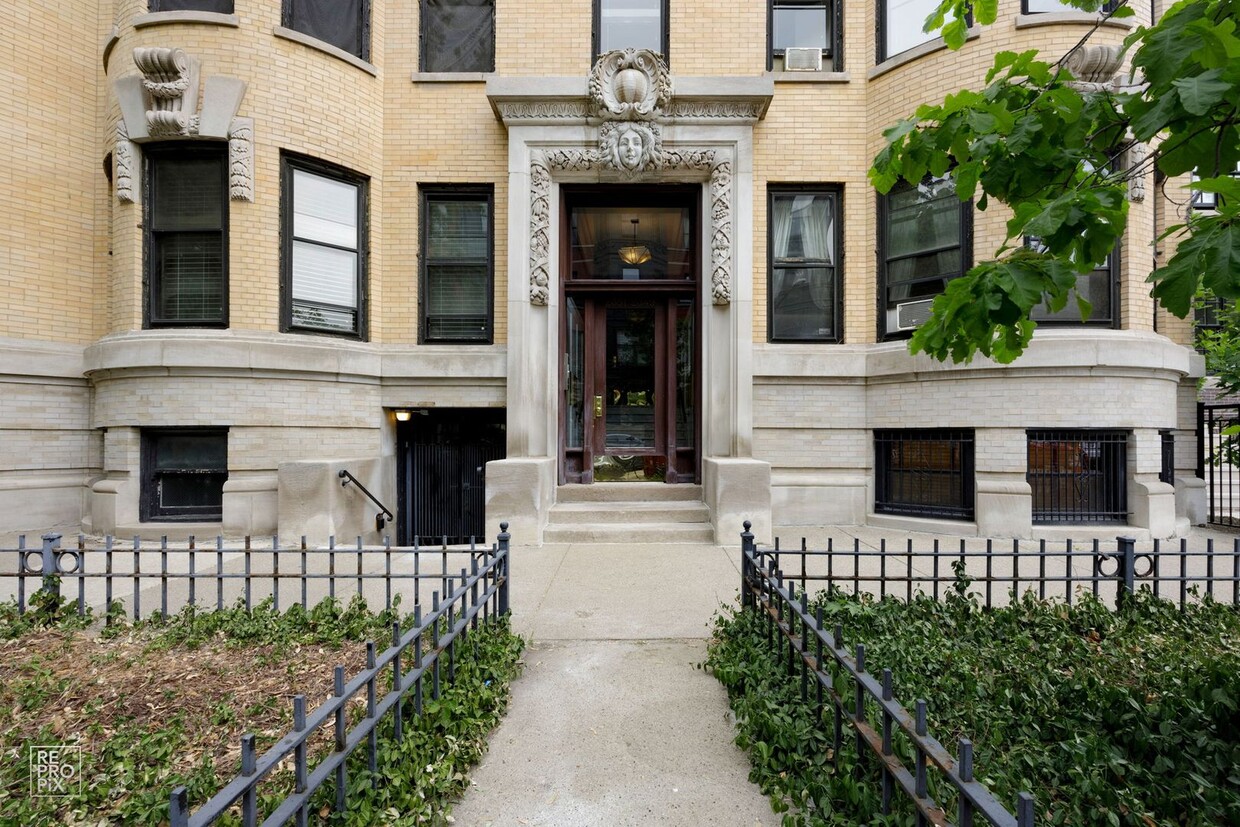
561 295 696 483
560 186 700 484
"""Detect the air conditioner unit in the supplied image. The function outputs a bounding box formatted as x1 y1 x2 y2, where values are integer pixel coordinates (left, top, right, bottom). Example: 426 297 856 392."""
783 47 823 71
889 298 935 332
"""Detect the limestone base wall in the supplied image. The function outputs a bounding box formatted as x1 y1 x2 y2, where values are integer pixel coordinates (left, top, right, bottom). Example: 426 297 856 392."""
755 330 1203 539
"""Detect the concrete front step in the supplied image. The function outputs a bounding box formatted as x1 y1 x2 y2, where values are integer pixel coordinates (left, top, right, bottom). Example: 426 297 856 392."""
548 500 711 525
555 482 704 503
546 483 714 543
542 522 717 544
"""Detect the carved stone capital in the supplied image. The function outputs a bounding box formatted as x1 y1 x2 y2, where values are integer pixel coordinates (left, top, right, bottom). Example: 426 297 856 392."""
589 49 672 119
228 118 254 202
115 121 137 204
1125 141 1148 203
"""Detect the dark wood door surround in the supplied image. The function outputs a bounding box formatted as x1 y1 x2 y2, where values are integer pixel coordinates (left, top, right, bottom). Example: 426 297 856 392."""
559 186 701 484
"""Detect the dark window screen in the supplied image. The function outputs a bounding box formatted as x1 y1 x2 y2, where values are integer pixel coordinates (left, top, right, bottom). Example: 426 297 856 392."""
422 0 495 72
287 0 367 59
151 0 234 11
423 193 492 342
142 429 228 522
148 148 227 326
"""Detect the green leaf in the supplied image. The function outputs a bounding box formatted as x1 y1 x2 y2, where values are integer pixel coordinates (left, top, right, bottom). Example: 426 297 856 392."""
942 17 969 50
973 0 999 25
1172 69 1230 115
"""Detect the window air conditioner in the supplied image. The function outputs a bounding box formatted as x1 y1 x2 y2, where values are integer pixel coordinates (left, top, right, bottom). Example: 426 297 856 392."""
783 47 823 71
889 298 935 332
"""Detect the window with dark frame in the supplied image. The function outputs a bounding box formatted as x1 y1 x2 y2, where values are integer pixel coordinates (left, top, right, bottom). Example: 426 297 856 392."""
878 175 971 338
141 428 228 522
1028 429 1128 524
594 0 668 58
878 0 967 62
770 0 840 71
1159 429 1175 486
1022 0 1117 12
283 0 370 60
420 187 494 343
1024 236 1119 326
1190 293 1230 349
145 143 228 328
1191 166 1240 210
420 0 495 72
150 0 234 11
281 155 368 338
768 186 842 342
875 429 975 520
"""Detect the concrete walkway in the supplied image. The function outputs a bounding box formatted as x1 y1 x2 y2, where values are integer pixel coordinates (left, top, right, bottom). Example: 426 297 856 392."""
450 523 1240 826
450 542 776 826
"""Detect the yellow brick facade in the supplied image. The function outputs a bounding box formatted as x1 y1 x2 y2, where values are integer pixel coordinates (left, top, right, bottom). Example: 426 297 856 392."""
0 0 1207 540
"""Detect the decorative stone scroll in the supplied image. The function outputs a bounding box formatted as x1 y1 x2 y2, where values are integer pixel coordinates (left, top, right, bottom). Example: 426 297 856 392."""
115 121 136 204
588 49 672 119
1063 44 1123 92
527 144 734 306
134 46 200 136
228 118 254 202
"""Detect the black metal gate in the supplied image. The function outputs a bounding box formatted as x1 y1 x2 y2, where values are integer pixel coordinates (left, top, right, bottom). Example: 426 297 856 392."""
1198 402 1240 527
397 409 505 545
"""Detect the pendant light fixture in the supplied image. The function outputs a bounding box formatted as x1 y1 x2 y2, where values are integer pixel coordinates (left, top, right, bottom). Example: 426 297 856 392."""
618 218 651 265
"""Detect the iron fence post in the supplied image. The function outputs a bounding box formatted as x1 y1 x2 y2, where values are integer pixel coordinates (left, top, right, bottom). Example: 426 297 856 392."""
1116 536 1136 607
169 786 189 827
40 532 61 605
497 522 510 616
741 520 755 609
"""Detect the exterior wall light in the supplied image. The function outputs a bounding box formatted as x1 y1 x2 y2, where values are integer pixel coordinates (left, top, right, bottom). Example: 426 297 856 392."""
394 409 413 422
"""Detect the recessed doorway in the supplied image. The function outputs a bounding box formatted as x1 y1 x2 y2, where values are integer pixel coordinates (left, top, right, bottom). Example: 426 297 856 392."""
559 187 700 484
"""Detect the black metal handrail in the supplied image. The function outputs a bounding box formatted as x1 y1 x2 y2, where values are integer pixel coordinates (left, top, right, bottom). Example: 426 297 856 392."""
339 469 395 532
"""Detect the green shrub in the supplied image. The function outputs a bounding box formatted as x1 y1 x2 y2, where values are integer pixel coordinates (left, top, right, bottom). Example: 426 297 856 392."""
707 588 1240 826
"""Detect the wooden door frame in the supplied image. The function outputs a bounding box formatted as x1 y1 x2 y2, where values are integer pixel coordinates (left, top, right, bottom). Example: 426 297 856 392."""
557 185 701 484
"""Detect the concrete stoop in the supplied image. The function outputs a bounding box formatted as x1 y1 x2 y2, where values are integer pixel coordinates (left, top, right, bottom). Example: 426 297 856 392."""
543 483 715 543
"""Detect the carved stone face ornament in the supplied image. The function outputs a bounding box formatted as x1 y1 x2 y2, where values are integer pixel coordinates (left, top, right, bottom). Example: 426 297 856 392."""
600 121 661 174
618 130 643 168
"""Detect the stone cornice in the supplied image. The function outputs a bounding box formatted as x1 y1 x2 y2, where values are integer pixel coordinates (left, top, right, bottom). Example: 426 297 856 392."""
486 75 772 126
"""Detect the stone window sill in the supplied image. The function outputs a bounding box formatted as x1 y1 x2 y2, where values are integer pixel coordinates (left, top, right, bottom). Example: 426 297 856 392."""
412 72 493 83
767 70 851 83
134 11 240 29
273 26 377 77
1014 12 1135 29
868 26 981 80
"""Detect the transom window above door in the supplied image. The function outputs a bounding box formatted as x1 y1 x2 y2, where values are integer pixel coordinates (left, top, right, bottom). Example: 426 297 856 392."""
569 206 693 281
595 0 668 58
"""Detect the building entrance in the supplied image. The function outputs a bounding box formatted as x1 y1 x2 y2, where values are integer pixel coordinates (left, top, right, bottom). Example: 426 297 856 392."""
559 187 699 484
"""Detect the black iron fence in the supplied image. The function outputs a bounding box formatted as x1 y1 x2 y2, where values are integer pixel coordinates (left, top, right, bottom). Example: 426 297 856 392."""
4 532 500 621
740 523 1035 827
1198 401 1240 527
757 534 1240 609
167 525 510 826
